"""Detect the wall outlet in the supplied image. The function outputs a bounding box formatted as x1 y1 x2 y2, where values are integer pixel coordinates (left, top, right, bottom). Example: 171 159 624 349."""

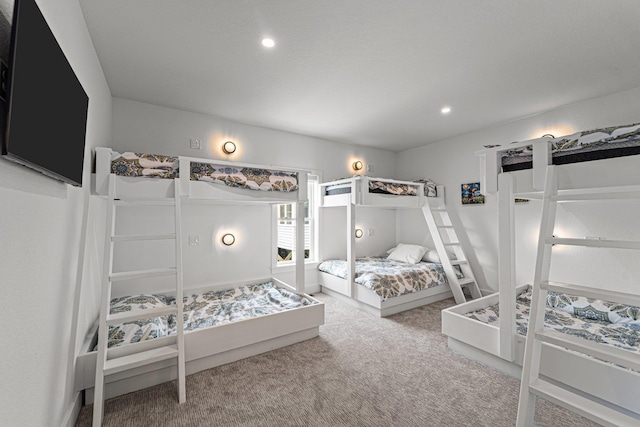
368 228 375 236
189 235 200 246
190 138 202 149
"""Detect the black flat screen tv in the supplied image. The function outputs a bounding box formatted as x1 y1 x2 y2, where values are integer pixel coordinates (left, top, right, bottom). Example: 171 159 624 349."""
1 0 89 187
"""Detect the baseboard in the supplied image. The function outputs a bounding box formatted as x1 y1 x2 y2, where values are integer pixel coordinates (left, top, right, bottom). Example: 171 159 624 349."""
61 392 82 427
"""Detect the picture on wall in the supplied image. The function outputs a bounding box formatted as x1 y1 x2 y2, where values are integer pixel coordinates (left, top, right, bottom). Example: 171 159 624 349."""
461 182 485 204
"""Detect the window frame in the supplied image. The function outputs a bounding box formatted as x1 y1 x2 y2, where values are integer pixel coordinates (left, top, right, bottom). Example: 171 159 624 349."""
272 174 320 270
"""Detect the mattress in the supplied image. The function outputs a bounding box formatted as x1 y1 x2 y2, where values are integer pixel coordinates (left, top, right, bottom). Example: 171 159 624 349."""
501 123 640 172
324 182 352 196
323 178 437 197
103 282 317 349
109 151 299 192
465 288 640 356
318 256 449 301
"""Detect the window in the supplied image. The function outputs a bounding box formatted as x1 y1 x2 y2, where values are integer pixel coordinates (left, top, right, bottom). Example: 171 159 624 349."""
275 175 318 264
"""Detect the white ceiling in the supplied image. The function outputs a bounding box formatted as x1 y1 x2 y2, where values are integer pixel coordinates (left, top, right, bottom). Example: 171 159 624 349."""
79 0 640 152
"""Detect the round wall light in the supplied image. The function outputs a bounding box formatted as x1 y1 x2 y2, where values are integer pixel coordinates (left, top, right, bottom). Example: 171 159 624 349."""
221 233 236 246
541 134 555 139
352 160 363 171
355 228 364 238
222 141 237 154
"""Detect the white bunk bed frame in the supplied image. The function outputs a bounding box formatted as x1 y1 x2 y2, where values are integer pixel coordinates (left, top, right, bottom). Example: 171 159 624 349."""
442 138 640 414
318 176 454 317
76 147 324 402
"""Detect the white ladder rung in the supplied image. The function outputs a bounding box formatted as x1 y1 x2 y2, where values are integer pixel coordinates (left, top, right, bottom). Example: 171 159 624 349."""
112 233 176 242
431 208 447 211
541 281 640 307
536 329 640 372
110 267 177 282
458 278 475 286
106 306 178 326
444 242 461 246
529 379 640 427
437 225 454 229
547 237 640 250
104 345 179 376
115 199 176 206
552 185 640 202
450 260 467 266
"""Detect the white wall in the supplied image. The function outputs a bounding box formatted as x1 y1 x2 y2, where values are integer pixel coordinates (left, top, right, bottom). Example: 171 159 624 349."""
110 98 398 292
396 87 640 295
0 0 111 426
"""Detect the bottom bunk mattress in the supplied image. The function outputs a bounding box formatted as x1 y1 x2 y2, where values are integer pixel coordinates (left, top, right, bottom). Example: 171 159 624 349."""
104 281 318 349
465 288 640 355
318 256 450 301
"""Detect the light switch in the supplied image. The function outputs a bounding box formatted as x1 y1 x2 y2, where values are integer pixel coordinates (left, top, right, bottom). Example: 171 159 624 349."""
190 138 202 149
189 235 200 246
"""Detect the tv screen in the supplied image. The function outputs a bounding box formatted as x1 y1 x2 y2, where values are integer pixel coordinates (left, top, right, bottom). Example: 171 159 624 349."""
1 0 89 187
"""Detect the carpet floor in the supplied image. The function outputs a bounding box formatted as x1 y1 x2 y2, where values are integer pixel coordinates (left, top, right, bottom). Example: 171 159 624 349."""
76 293 599 426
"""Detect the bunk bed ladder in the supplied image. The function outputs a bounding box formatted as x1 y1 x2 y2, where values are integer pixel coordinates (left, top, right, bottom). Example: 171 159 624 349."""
422 200 481 304
516 165 640 426
92 175 186 426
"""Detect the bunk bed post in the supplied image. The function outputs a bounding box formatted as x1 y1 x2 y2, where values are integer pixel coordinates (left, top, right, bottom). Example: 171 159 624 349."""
178 158 190 198
532 137 552 191
497 172 516 362
294 173 308 293
346 200 356 298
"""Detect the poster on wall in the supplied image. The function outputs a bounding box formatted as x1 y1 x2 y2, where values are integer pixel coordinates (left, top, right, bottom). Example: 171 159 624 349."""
461 182 485 204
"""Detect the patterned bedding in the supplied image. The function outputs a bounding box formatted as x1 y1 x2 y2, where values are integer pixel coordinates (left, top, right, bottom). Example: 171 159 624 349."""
501 123 640 171
323 178 437 197
369 180 417 196
318 256 449 301
110 152 179 179
190 162 298 192
109 151 298 192
465 288 640 355
103 282 317 349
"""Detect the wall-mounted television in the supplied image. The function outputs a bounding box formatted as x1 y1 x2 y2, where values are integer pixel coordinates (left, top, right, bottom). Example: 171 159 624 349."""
1 0 89 187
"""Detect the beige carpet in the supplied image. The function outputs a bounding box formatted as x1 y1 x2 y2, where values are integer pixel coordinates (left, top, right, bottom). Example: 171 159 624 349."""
76 293 599 427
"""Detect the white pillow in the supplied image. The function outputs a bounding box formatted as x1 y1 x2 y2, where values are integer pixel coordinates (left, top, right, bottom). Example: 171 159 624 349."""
386 243 428 264
386 246 396 254
422 249 456 263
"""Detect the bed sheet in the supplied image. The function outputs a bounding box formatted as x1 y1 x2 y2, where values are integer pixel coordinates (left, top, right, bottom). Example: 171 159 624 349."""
318 256 448 301
103 282 317 349
465 289 640 355
501 123 640 171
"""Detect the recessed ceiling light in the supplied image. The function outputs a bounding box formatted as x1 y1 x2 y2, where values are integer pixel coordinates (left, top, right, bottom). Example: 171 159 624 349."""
261 38 275 48
441 106 452 114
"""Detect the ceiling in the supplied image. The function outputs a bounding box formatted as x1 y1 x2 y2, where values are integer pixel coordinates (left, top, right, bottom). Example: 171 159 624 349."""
79 0 640 152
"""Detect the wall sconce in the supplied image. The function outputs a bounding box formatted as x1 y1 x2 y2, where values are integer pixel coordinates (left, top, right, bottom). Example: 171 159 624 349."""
222 141 237 155
352 160 363 171
221 233 236 246
355 228 363 238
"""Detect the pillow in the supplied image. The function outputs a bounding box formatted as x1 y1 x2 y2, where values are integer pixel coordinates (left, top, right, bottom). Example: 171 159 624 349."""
386 243 428 264
386 246 396 254
422 249 457 263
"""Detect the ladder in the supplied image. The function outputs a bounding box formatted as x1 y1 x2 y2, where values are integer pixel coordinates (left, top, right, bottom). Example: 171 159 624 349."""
516 165 640 426
93 175 186 426
422 199 482 304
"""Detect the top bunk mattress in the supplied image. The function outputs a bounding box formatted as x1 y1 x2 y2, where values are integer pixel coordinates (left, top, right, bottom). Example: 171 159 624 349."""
109 151 299 192
104 281 318 349
501 123 640 172
323 177 438 197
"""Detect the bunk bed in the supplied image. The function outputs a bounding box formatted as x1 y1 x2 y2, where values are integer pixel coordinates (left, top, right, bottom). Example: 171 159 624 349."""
76 147 324 404
318 176 460 316
441 123 640 414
